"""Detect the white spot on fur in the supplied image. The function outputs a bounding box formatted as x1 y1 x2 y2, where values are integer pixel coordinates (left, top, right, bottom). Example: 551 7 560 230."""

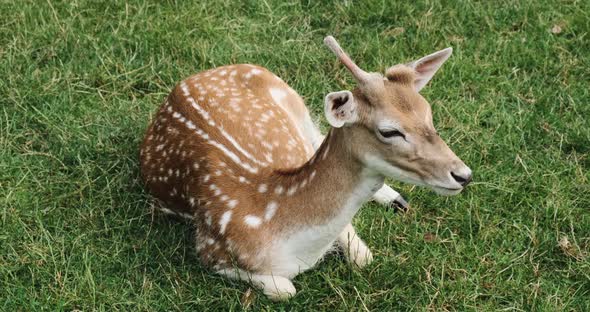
287 185 297 196
219 210 232 234
244 215 262 228
322 144 330 160
261 141 273 150
158 207 176 215
265 201 278 221
227 199 238 209
269 88 287 106
258 184 268 193
274 185 284 195
300 179 308 189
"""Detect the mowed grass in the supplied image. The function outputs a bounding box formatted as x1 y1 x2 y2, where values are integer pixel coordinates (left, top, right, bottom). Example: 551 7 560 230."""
1 0 589 310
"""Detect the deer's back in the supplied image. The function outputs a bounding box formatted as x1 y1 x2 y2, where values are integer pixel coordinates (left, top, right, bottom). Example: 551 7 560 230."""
139 64 313 217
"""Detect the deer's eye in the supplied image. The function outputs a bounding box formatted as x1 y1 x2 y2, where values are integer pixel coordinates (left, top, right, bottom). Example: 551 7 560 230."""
378 129 406 139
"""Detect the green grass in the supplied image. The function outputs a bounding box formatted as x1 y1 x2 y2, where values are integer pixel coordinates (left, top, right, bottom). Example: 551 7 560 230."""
1 0 589 310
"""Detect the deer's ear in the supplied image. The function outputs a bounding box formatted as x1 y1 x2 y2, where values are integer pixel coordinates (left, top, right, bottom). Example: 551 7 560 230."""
408 47 452 92
324 90 357 128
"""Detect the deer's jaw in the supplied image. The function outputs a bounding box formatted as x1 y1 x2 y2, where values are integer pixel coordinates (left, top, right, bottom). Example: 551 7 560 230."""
362 153 467 196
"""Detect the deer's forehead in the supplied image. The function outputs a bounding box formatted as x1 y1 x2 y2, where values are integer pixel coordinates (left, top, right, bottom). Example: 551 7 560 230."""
385 64 416 86
372 84 431 122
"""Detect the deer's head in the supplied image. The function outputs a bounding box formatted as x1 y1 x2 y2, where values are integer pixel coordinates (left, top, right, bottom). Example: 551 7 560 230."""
323 36 471 195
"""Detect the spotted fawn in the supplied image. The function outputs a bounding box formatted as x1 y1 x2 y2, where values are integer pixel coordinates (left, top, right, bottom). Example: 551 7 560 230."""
139 36 472 300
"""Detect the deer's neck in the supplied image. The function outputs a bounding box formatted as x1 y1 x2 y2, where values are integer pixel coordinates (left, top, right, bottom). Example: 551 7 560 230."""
267 127 384 230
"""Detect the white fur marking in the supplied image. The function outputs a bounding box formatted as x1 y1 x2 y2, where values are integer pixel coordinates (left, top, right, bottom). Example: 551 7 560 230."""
244 215 262 228
227 199 238 209
159 207 175 215
269 88 287 106
322 144 330 160
219 210 232 234
287 185 297 196
274 185 284 195
180 82 267 170
171 106 259 174
265 201 278 221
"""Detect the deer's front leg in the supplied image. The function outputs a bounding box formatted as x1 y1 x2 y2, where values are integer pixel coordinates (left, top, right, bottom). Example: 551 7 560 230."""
373 184 410 212
338 223 373 268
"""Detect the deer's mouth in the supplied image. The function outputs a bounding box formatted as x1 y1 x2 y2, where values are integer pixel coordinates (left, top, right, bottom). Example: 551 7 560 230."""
431 185 463 196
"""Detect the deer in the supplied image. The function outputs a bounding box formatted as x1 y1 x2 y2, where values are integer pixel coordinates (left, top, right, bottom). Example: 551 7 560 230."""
139 36 472 301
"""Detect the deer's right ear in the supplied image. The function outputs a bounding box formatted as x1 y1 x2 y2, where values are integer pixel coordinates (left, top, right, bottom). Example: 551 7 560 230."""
324 91 357 128
408 47 453 92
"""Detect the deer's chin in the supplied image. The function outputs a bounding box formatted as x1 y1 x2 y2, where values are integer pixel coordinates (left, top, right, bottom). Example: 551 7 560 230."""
430 185 463 196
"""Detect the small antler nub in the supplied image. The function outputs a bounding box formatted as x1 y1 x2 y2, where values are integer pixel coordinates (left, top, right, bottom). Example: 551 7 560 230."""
324 36 371 83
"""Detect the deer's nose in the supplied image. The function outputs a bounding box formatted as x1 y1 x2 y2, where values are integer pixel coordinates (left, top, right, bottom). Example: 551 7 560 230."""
451 170 472 187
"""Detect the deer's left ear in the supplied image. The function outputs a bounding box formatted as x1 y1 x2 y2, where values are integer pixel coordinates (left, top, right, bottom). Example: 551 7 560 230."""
324 90 357 128
408 47 453 92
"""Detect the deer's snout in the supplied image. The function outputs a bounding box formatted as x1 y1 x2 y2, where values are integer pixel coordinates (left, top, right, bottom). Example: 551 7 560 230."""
450 165 472 188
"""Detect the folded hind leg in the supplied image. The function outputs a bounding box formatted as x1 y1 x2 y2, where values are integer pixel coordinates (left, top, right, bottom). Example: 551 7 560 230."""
217 268 296 301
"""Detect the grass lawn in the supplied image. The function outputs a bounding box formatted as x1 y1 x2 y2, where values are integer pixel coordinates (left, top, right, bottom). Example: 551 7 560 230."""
1 0 589 310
